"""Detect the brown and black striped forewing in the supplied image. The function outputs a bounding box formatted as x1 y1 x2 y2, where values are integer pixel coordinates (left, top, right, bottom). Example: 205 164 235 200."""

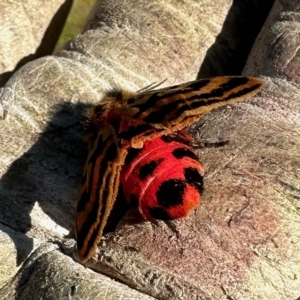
76 125 127 262
129 76 263 128
124 76 263 147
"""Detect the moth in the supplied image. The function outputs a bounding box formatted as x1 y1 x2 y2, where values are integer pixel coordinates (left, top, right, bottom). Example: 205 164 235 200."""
76 76 263 262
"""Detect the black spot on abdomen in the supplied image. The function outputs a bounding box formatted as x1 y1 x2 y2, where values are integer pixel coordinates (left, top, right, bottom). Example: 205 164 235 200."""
138 158 163 180
125 147 143 165
156 179 186 207
184 167 204 193
172 147 198 160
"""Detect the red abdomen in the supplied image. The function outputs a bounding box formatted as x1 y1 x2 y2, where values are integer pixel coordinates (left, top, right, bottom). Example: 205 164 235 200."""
120 132 204 220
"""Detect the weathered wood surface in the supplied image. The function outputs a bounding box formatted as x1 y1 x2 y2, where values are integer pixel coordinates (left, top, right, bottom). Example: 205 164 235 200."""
1 0 300 299
0 0 71 86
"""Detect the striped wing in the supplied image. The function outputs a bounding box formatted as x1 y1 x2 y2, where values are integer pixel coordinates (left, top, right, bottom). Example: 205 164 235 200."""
76 125 127 262
124 76 263 147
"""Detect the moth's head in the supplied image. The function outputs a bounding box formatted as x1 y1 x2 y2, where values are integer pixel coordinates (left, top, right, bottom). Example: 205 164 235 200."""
102 88 136 106
82 88 136 145
99 87 140 121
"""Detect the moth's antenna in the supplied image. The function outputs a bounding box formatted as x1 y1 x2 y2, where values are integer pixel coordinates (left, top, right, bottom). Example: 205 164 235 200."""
137 79 168 93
